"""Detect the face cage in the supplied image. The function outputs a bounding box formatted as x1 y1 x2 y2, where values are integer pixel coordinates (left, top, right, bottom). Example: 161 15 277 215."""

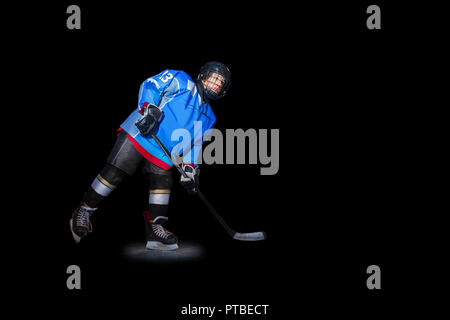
200 71 230 100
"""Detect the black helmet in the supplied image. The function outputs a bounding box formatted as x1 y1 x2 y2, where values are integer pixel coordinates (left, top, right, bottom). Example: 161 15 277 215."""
197 61 231 101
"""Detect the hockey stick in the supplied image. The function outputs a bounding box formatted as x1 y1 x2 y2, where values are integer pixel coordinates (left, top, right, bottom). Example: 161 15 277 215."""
150 132 266 241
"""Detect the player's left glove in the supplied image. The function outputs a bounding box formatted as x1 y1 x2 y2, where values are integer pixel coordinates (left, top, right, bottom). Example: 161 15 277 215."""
180 163 199 195
135 103 162 137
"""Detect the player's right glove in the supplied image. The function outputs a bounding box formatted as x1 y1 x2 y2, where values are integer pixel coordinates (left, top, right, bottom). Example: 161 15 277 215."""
135 103 162 137
180 163 200 195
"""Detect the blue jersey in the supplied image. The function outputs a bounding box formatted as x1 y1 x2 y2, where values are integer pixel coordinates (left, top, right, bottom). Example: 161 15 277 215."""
120 70 216 169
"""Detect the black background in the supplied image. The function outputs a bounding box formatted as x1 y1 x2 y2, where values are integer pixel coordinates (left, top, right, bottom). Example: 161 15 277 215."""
8 0 446 318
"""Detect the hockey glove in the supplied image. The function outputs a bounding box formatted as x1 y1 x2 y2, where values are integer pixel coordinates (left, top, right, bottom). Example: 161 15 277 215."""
135 104 162 137
180 163 199 195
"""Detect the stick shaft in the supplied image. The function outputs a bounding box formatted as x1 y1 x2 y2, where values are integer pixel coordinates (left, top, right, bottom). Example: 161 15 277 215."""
150 133 236 237
150 133 188 178
196 190 236 237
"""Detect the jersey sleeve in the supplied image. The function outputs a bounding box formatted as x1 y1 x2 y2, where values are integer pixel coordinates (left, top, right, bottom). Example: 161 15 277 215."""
137 70 180 112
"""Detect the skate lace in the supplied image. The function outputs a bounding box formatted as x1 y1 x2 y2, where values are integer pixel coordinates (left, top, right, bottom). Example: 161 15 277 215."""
152 224 173 239
76 207 93 232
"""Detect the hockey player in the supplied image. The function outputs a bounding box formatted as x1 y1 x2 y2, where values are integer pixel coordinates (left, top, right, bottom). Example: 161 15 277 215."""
70 62 231 250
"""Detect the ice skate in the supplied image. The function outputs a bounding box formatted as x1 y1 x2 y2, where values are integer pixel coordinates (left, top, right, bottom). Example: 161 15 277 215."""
145 216 178 251
69 205 97 243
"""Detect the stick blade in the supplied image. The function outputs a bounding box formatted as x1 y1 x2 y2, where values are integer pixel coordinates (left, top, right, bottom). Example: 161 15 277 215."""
233 231 266 241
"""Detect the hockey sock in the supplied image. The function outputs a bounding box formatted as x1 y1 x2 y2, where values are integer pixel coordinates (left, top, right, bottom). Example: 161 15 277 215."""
83 164 128 208
145 189 171 222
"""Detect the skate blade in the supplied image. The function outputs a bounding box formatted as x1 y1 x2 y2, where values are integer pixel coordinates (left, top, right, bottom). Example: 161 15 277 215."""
146 241 178 251
69 219 81 244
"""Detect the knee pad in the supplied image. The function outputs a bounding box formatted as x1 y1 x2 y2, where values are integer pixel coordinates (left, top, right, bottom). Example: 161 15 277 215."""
99 164 129 187
83 164 129 207
144 162 173 190
149 174 173 190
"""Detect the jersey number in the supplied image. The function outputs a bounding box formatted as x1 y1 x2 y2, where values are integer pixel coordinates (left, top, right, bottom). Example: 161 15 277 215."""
159 71 174 83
